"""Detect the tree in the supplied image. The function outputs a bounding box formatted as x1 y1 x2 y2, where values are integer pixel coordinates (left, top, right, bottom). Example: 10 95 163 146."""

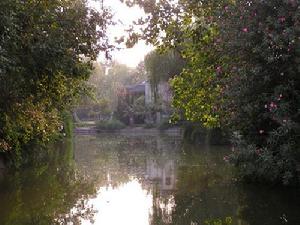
144 49 186 102
0 0 113 166
124 0 229 126
126 0 300 184
220 0 300 184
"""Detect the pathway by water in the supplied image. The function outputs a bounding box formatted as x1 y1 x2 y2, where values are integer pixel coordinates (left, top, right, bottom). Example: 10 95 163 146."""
0 132 299 225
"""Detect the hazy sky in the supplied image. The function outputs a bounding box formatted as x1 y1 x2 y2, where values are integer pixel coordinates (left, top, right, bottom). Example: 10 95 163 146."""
88 0 153 68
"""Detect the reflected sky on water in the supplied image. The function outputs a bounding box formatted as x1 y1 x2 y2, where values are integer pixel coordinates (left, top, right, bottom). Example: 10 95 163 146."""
80 179 153 225
0 131 300 225
72 133 181 225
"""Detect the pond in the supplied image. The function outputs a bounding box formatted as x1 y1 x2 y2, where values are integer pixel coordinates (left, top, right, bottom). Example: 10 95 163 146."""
0 131 299 225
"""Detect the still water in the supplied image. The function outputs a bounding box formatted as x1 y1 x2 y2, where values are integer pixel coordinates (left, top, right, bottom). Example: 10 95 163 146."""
0 131 300 225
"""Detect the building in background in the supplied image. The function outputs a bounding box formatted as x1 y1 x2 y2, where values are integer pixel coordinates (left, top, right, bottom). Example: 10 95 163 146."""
122 80 172 125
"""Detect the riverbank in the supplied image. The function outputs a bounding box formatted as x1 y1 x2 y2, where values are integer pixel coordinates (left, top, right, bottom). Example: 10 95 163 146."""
74 125 183 136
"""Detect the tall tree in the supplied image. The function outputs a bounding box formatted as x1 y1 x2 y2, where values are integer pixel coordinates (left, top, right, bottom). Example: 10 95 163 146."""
144 49 185 102
0 0 113 166
125 0 300 184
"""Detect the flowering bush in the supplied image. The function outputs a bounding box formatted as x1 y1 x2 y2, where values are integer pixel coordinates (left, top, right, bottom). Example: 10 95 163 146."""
127 0 300 184
221 0 300 184
229 133 297 185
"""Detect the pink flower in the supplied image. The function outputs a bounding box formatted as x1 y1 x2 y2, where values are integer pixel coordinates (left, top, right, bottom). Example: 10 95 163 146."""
242 27 248 33
264 104 268 109
278 17 286 23
223 156 229 162
259 130 264 134
270 102 277 108
216 66 222 73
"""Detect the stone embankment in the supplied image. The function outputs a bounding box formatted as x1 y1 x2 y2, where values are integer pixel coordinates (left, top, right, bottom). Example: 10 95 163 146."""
74 126 182 136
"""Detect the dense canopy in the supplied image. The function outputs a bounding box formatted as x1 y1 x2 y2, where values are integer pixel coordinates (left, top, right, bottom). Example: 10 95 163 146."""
126 0 300 185
0 0 112 166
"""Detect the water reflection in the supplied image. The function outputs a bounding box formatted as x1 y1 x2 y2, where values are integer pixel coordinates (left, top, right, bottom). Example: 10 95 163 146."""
73 133 180 225
80 179 152 225
146 159 176 191
0 132 300 225
0 140 98 225
71 134 300 225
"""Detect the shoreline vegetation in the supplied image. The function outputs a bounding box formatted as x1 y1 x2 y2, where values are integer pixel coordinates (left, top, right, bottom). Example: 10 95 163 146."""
0 0 299 186
74 120 229 146
127 0 300 185
0 0 112 168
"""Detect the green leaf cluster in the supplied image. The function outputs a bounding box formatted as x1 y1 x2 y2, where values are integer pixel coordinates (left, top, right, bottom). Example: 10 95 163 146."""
0 0 112 166
129 0 300 184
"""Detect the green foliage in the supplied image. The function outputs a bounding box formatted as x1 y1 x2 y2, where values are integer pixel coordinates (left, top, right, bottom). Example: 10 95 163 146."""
77 61 147 120
116 91 148 125
130 0 229 127
128 0 300 184
183 122 229 145
221 0 300 184
62 111 74 139
229 133 298 185
0 0 112 166
183 122 207 144
96 119 126 131
205 217 232 225
170 17 226 127
157 119 174 130
144 50 185 101
0 140 97 224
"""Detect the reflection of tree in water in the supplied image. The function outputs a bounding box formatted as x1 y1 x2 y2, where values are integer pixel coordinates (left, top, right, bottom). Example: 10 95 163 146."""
0 140 98 225
74 133 181 225
74 135 130 186
149 143 300 225
4 134 299 225
150 184 175 225
146 157 177 225
149 143 238 225
236 185 300 225
74 133 181 188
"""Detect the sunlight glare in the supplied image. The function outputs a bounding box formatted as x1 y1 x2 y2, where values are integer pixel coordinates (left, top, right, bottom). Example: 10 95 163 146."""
88 0 153 67
81 179 153 225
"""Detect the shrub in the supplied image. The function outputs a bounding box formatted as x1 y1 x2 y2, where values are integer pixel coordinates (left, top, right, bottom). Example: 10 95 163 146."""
127 0 300 185
207 128 230 145
183 122 207 144
0 0 111 167
96 120 126 131
157 119 175 130
183 122 229 145
205 217 233 225
222 0 300 185
229 133 298 185
143 123 156 129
